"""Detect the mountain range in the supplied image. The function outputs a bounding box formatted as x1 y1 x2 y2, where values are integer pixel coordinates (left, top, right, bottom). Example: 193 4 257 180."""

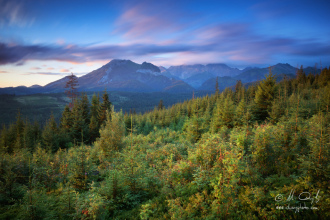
0 60 321 95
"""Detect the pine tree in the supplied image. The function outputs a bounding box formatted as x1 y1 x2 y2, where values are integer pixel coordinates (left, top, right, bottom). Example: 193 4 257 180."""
65 73 79 109
71 97 90 144
98 90 111 126
296 65 306 84
60 105 73 133
215 77 219 95
0 124 8 153
254 69 276 121
234 98 246 126
12 111 25 152
158 99 164 110
234 80 243 103
88 93 101 143
97 107 125 156
42 113 59 152
90 93 100 119
89 115 99 143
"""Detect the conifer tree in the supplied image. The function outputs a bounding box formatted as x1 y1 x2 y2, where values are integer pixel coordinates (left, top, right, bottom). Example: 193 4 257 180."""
71 97 90 144
12 111 25 152
97 107 125 156
90 93 100 119
215 76 219 95
234 80 243 103
88 93 101 143
98 90 111 126
158 99 164 110
254 69 276 121
65 73 79 109
235 98 246 126
89 115 99 143
0 124 8 153
60 105 73 133
42 113 59 152
296 65 306 84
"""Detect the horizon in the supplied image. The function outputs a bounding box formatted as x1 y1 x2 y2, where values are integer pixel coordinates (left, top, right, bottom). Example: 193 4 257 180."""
1 60 324 89
1 0 330 87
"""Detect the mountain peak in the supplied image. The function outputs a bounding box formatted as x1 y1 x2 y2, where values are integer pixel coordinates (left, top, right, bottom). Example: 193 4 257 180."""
206 63 229 68
107 59 134 67
29 84 42 88
140 61 160 73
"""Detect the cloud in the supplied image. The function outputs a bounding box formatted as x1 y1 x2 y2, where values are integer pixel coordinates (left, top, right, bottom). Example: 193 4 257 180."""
60 69 70 73
0 70 8 73
0 0 34 27
250 1 291 20
23 72 64 76
30 67 41 70
1 26 330 67
113 0 191 42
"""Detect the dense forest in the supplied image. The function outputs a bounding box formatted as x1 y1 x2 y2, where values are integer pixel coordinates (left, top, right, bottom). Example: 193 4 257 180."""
0 67 329 219
0 91 211 127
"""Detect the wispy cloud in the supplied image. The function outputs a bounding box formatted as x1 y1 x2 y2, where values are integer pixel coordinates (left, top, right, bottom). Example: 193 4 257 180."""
23 71 86 76
30 67 41 70
113 0 191 42
0 0 34 27
60 68 70 73
0 70 8 73
1 26 329 67
23 72 64 76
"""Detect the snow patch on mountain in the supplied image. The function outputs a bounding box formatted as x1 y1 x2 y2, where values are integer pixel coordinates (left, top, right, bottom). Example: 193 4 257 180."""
99 67 112 84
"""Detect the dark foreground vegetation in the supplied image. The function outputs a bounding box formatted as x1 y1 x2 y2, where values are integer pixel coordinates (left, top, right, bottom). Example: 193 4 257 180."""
0 91 210 127
0 68 329 219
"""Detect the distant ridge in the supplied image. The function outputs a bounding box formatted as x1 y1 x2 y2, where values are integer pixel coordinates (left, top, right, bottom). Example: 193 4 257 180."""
0 60 322 95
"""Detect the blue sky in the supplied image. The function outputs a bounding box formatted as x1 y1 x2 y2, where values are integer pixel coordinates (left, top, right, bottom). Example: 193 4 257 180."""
0 0 329 87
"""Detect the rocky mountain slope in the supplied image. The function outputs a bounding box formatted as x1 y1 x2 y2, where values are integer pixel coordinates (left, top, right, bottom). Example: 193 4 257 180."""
0 60 321 95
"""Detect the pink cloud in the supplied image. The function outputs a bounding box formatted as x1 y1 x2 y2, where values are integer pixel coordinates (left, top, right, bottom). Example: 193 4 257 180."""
60 69 70 73
114 1 186 41
56 39 65 45
23 72 63 76
30 67 41 70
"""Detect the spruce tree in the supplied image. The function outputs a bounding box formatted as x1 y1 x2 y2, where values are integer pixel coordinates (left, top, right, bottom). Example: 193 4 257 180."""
89 115 99 143
71 97 90 144
254 70 276 121
158 99 164 110
89 93 101 143
42 113 59 152
65 73 78 109
98 90 111 126
97 107 125 156
90 93 100 119
215 76 219 95
235 98 246 126
60 105 73 133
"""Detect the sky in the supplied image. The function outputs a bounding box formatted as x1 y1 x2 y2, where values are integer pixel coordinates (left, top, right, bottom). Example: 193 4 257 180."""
0 0 330 87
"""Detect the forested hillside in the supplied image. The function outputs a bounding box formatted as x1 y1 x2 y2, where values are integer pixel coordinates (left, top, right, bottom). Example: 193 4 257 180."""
0 68 329 219
0 91 210 127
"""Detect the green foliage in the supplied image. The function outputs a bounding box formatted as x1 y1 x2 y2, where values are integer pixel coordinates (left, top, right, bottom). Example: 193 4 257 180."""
1 69 329 219
42 113 59 153
96 107 125 156
254 70 276 121
98 90 112 126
